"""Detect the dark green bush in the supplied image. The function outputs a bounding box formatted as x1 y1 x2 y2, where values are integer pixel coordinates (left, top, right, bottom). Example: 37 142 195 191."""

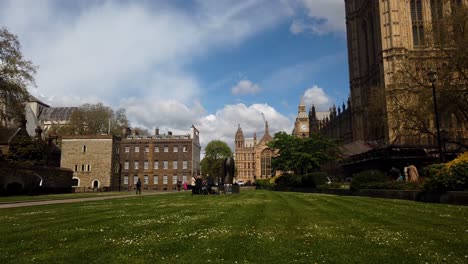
350 170 386 191
424 161 468 192
274 174 302 188
255 179 275 190
359 181 421 190
302 172 329 188
273 172 330 189
421 163 445 179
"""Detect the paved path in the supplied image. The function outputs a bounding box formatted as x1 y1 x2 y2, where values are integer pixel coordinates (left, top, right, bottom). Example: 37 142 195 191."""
0 191 176 209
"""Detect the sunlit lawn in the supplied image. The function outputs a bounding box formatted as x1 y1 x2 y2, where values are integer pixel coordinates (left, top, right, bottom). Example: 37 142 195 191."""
0 190 467 263
0 192 132 204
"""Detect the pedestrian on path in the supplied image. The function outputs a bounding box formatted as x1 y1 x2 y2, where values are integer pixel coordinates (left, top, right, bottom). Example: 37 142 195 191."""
136 178 142 195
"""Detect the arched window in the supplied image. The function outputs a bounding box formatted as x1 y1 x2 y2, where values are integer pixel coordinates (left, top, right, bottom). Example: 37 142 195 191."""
411 0 425 47
261 149 273 178
92 180 99 189
72 178 80 187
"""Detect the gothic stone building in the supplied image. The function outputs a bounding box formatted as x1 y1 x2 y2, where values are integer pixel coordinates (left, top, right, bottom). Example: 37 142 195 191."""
345 0 467 147
61 135 121 190
120 126 201 191
235 121 274 182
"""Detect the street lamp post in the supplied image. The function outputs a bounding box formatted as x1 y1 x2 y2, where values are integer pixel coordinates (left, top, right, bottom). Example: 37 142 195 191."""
428 69 444 163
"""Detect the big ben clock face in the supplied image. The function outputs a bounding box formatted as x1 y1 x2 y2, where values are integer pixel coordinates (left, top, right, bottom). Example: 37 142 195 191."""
300 124 307 131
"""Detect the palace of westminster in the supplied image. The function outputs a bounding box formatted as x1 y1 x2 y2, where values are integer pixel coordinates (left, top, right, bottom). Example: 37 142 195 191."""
2 0 467 190
234 0 468 183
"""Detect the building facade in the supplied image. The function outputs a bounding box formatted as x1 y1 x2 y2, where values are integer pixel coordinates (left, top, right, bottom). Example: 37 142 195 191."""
345 0 467 147
292 97 310 138
235 121 273 182
120 126 201 191
311 102 354 144
61 135 121 190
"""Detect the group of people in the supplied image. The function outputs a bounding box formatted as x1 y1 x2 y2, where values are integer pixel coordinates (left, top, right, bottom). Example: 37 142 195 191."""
390 164 420 182
134 178 191 195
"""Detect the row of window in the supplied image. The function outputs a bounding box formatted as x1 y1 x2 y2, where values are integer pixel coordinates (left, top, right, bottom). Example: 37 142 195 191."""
237 153 254 161
123 175 188 185
238 162 253 169
123 160 188 170
124 145 188 153
74 164 91 172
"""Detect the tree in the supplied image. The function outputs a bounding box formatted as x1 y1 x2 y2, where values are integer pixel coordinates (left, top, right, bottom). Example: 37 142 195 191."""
49 103 130 136
132 127 150 136
0 27 37 126
200 140 232 181
6 135 47 166
267 132 338 175
388 3 468 146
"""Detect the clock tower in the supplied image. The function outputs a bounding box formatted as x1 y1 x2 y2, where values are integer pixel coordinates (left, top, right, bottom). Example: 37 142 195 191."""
293 97 309 138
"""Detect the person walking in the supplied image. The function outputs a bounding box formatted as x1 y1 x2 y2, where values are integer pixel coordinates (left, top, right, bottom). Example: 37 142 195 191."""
183 181 188 191
407 164 420 182
136 178 142 195
176 180 182 191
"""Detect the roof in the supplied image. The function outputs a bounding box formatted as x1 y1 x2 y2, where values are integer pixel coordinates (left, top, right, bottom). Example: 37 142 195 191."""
28 95 50 107
338 140 375 158
0 128 20 144
62 135 115 140
39 107 78 122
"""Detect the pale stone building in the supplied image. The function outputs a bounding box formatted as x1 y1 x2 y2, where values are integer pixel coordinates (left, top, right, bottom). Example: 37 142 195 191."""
345 0 467 146
61 135 121 190
292 97 310 138
235 121 274 182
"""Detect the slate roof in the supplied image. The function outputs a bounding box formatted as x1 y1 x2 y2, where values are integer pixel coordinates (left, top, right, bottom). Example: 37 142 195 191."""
338 140 375 158
39 107 78 122
28 95 50 107
0 128 20 144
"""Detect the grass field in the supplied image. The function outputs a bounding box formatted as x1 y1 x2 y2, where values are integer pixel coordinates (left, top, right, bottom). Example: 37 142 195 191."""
0 190 467 263
0 192 132 204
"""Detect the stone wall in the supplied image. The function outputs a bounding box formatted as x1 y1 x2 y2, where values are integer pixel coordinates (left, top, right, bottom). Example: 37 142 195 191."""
0 162 73 195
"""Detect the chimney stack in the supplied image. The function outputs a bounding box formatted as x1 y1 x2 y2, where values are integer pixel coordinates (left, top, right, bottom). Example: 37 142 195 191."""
155 127 159 135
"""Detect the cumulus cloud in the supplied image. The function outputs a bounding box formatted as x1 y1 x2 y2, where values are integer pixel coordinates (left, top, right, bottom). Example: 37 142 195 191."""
289 0 345 35
303 85 333 111
0 0 289 107
231 80 261 95
0 1 342 156
195 103 292 152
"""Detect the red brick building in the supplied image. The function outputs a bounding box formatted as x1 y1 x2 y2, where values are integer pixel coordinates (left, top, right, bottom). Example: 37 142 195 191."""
120 126 201 191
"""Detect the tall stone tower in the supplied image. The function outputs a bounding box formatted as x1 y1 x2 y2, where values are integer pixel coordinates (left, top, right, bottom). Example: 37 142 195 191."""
293 97 310 138
345 0 467 145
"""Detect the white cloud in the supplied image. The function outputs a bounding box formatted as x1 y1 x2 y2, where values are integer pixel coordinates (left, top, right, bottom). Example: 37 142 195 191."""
0 0 289 107
195 103 292 152
303 85 333 111
289 0 345 35
119 99 292 155
231 80 261 95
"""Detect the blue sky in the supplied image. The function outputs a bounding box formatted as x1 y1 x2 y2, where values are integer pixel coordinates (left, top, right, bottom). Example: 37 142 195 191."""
0 0 349 149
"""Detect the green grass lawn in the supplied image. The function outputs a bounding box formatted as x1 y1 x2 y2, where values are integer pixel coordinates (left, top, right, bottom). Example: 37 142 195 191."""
0 190 467 264
0 192 132 204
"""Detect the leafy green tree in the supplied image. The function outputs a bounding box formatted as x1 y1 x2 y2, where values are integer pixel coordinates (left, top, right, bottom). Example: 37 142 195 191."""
49 103 130 136
6 135 47 166
200 140 232 180
0 27 38 126
267 132 338 175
